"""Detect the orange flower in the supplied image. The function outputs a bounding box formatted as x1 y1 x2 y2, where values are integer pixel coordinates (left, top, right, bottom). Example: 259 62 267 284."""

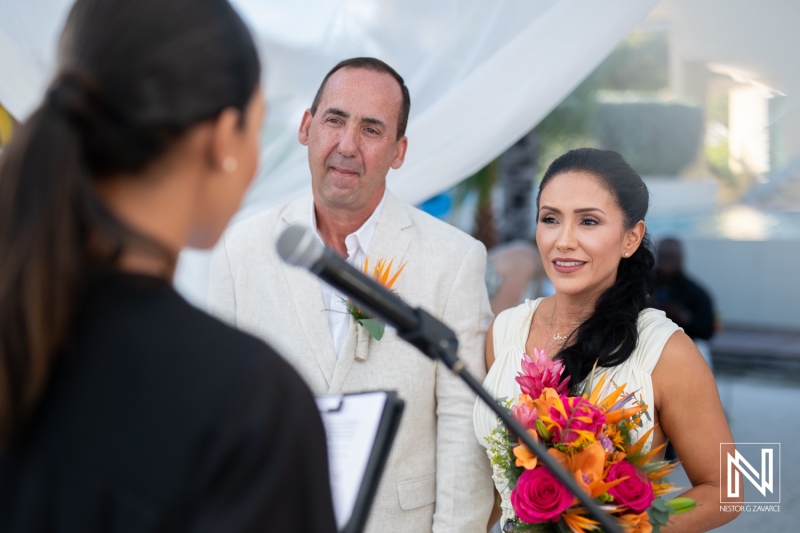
364 257 407 290
548 441 625 499
562 508 599 533
605 403 647 426
619 512 653 533
513 429 540 470
609 451 627 464
532 387 559 418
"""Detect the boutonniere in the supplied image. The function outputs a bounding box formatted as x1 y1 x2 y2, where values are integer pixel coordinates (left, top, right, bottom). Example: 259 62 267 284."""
343 257 407 341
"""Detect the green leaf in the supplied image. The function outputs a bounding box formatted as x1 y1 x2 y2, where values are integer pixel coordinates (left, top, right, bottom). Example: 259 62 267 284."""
651 498 670 513
359 319 385 340
648 507 670 526
666 497 697 515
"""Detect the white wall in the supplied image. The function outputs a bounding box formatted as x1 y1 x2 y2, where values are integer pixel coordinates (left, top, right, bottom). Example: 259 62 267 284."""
682 238 800 331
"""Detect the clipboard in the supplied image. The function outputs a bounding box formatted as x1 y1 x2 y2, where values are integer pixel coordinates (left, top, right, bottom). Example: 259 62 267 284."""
316 391 404 533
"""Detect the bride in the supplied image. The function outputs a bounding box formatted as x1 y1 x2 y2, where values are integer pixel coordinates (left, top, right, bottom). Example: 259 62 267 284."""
473 148 739 532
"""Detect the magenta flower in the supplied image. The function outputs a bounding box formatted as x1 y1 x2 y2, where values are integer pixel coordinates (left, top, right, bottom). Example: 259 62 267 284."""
547 396 606 447
511 466 574 523
607 460 655 513
515 348 570 398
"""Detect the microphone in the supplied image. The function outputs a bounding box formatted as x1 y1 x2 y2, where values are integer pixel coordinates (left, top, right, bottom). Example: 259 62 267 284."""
276 225 420 333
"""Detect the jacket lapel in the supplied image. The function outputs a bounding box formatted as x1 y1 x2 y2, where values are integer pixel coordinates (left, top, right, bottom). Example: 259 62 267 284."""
278 195 337 389
329 191 414 392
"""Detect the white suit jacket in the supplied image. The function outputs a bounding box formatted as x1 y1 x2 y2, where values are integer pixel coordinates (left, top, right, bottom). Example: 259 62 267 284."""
208 191 494 533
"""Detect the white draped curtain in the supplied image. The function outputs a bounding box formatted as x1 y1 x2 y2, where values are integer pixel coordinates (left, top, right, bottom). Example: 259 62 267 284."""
0 0 657 305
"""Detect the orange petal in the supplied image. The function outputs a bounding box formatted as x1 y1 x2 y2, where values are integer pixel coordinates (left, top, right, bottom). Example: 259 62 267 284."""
563 508 599 533
605 403 646 426
571 441 605 482
512 429 540 470
533 388 559 417
385 261 407 289
586 372 609 404
628 426 656 458
597 383 628 410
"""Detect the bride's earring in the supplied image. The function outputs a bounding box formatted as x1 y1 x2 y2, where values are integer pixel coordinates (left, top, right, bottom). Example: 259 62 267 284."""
624 252 630 257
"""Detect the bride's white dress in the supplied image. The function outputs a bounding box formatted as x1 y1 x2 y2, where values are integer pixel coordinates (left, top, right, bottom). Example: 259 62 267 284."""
473 297 681 452
473 298 681 526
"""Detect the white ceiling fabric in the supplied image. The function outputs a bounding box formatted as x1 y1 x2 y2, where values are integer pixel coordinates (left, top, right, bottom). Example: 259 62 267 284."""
0 0 656 306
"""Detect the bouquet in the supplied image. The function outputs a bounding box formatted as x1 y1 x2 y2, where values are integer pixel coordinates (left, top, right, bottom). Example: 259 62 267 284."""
486 349 695 533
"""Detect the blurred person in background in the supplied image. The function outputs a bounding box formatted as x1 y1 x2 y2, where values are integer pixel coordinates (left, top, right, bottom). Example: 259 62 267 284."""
485 239 549 315
650 237 716 370
0 0 336 531
650 237 717 462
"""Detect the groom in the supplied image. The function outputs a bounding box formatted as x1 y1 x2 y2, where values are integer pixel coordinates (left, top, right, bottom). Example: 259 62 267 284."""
208 57 494 532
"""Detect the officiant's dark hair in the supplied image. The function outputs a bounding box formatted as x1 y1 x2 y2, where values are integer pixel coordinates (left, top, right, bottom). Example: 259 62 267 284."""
0 0 260 445
310 57 411 139
537 148 655 391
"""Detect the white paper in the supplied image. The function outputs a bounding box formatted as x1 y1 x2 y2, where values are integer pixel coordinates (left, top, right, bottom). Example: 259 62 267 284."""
316 392 388 530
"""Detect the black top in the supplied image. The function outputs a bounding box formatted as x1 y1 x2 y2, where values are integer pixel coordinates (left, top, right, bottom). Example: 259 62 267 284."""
0 272 337 533
651 271 715 341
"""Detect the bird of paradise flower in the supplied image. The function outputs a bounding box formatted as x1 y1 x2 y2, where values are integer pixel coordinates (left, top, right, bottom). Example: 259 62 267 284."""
343 257 407 341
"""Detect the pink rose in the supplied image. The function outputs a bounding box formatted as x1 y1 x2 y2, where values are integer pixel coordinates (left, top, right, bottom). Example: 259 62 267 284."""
511 467 574 523
607 460 655 513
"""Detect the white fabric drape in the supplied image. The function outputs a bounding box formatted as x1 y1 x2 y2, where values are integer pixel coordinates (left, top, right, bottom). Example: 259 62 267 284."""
0 0 656 306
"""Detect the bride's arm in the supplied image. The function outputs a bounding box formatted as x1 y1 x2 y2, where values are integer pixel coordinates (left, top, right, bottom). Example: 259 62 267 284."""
652 331 741 532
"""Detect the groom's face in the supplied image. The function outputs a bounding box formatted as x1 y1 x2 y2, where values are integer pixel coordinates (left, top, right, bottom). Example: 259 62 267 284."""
298 67 408 215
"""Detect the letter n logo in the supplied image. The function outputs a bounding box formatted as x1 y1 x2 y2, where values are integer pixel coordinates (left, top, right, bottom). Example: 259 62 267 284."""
721 443 781 504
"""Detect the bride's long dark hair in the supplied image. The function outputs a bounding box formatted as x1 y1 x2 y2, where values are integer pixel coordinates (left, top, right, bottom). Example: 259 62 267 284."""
537 148 655 391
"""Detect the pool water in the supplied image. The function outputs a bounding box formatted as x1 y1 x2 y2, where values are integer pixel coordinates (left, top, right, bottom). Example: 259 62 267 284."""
646 205 800 241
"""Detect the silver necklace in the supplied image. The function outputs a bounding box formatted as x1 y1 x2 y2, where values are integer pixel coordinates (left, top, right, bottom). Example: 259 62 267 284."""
550 304 578 342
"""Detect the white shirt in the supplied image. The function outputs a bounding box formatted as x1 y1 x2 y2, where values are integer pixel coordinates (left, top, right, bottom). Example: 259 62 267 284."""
311 192 387 358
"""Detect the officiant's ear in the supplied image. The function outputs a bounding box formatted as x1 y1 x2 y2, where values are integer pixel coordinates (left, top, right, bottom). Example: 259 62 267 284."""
208 107 244 171
622 220 646 258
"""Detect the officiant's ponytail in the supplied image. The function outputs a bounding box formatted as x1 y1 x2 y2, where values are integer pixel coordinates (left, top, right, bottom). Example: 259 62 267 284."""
537 148 655 391
0 0 260 446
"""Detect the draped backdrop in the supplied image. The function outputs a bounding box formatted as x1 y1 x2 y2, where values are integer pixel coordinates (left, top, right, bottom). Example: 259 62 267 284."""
0 0 656 306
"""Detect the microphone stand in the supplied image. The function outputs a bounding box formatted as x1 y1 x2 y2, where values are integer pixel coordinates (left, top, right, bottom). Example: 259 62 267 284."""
393 308 623 533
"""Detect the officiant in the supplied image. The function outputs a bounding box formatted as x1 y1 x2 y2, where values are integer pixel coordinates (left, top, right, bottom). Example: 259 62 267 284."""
0 1 336 531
